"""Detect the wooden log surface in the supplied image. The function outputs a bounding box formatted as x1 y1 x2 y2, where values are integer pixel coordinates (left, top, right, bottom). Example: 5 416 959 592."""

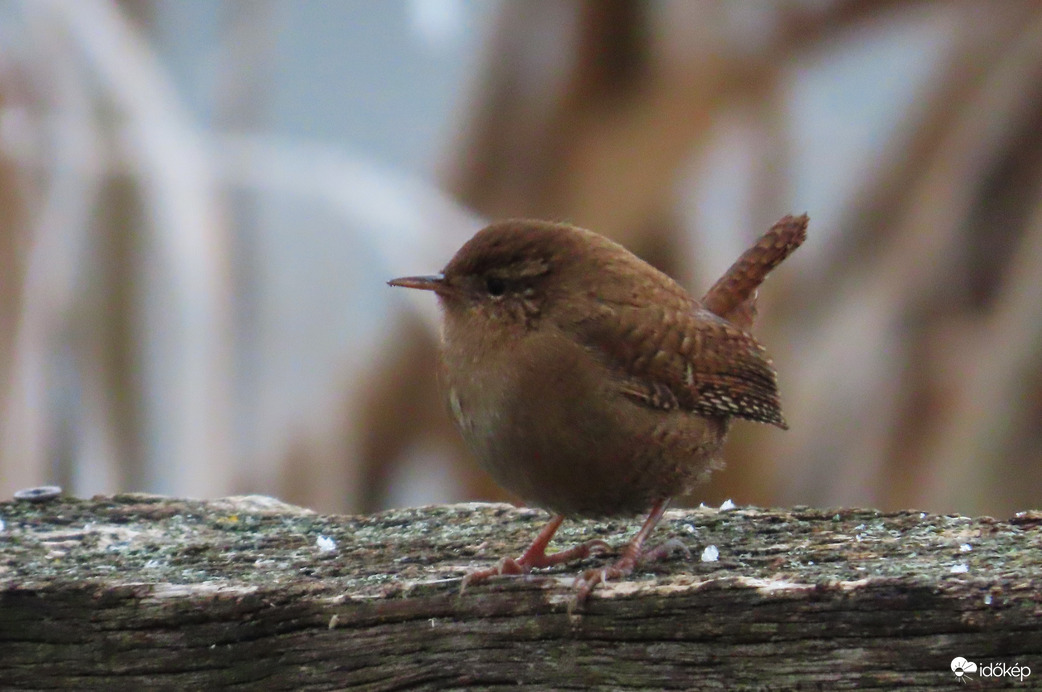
1 493 1040 690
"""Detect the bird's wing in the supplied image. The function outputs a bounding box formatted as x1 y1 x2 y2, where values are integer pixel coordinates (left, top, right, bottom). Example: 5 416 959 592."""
573 303 787 428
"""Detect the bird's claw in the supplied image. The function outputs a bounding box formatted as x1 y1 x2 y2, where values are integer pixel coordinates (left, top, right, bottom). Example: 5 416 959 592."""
639 537 691 565
569 537 692 613
461 536 612 594
460 557 528 594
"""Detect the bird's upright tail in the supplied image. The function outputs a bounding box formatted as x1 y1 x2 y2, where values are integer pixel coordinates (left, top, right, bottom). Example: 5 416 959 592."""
702 214 808 330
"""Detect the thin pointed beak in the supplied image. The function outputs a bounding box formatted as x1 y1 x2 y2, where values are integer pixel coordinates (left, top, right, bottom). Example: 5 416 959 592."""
388 274 446 292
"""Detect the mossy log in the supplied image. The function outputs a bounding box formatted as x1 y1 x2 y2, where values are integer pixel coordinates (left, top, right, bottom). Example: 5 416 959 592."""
1 494 1040 690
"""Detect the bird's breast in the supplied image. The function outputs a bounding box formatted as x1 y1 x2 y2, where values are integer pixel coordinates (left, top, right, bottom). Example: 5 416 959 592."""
441 328 726 516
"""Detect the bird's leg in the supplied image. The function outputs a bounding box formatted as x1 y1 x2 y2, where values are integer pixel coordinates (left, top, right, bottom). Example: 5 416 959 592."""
462 514 611 590
574 499 674 605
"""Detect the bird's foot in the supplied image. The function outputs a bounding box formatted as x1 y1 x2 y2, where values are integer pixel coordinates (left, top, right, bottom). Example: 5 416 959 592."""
460 532 611 593
569 501 684 612
639 537 691 565
573 554 638 605
459 557 527 592
570 538 689 612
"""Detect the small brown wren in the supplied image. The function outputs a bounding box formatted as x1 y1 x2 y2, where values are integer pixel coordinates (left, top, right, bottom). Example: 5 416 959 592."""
389 214 807 603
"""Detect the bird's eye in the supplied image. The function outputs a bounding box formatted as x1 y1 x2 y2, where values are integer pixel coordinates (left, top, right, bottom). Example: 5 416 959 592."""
485 276 507 297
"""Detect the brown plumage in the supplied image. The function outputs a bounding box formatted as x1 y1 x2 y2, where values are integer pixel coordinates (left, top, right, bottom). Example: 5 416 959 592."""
704 214 809 329
389 214 806 605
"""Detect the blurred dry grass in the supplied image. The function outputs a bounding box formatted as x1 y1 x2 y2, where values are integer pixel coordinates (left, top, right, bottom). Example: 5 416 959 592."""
2 0 1041 517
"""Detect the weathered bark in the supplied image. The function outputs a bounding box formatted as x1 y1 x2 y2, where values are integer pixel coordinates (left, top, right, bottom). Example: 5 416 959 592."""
1 494 1039 690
